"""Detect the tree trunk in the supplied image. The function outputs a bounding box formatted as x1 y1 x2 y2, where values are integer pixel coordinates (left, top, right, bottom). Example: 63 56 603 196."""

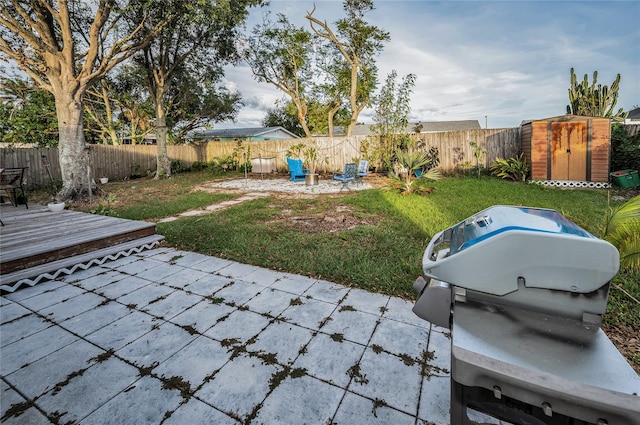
55 92 95 201
155 100 171 178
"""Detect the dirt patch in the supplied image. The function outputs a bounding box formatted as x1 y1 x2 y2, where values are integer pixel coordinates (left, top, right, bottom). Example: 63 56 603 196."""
269 204 375 233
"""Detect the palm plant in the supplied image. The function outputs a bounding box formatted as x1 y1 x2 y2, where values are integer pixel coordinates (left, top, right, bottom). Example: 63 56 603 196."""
385 150 441 195
490 153 529 182
602 195 640 271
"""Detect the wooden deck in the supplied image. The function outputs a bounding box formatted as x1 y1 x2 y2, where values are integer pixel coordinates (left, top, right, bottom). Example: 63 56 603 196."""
0 203 164 292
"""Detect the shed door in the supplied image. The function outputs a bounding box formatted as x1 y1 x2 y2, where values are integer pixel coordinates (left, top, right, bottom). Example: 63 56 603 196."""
550 122 587 181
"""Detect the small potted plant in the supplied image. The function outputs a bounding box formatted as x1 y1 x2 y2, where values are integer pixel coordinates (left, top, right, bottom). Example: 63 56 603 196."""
46 180 65 212
303 146 320 186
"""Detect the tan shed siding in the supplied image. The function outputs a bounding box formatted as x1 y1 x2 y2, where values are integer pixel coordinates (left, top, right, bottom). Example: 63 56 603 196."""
530 121 549 180
521 124 533 179
590 118 611 182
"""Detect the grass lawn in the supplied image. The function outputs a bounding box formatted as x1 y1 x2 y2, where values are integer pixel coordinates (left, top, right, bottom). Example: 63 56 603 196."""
56 170 639 372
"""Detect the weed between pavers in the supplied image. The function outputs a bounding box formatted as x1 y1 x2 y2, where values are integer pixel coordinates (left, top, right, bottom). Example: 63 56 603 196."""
169 255 183 264
221 338 241 347
255 352 278 365
148 294 169 305
330 333 344 342
318 316 333 328
371 344 384 354
49 410 72 424
339 305 356 312
161 375 192 399
267 366 307 392
347 363 369 385
419 349 449 379
290 297 303 306
399 353 416 366
137 362 159 377
371 398 387 417
51 368 88 395
180 324 198 335
208 297 225 304
268 368 290 391
1 400 35 421
90 349 115 363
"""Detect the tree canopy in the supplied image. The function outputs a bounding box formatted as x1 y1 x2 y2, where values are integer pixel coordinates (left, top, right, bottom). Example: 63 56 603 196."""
0 0 166 200
127 0 260 178
246 0 389 138
245 12 315 137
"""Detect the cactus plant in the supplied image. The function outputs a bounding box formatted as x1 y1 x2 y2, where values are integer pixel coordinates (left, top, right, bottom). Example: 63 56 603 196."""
566 68 626 120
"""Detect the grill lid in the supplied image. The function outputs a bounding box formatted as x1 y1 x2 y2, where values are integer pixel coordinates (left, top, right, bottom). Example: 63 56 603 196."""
422 206 619 296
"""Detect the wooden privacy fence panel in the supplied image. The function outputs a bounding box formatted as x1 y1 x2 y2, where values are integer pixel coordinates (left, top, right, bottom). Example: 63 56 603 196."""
1 128 520 190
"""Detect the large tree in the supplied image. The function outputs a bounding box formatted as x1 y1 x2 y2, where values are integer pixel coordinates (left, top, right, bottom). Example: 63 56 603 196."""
306 0 389 136
370 70 416 171
566 68 626 120
245 12 315 137
0 1 165 200
129 0 260 178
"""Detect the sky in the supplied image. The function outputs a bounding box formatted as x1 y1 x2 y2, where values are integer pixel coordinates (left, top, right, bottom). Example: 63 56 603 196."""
220 0 640 130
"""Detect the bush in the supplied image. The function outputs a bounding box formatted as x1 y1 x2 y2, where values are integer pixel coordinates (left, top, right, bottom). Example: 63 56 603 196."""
490 153 529 182
171 160 189 174
611 124 640 171
191 161 209 171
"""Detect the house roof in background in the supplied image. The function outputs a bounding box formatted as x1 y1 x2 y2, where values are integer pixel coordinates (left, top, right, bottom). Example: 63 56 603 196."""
346 120 482 136
189 126 299 139
626 107 640 120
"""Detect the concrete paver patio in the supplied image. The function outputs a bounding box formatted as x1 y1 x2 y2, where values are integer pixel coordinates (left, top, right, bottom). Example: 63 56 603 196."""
1 247 457 424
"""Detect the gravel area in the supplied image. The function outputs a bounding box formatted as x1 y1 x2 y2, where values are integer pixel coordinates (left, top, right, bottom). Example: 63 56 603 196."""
201 175 372 195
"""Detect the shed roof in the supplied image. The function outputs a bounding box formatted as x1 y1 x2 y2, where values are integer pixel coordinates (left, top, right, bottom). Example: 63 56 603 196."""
520 114 611 126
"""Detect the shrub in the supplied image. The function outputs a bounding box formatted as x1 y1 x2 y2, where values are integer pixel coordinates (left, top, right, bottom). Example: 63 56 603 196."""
191 161 208 171
611 124 640 172
384 150 441 195
171 160 189 174
490 153 529 182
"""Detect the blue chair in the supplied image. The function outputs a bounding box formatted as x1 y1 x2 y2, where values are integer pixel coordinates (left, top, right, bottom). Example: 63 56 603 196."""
333 163 357 190
356 159 369 185
286 157 309 182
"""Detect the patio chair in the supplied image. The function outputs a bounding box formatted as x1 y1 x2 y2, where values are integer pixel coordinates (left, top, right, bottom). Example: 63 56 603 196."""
356 159 369 185
0 167 28 209
333 162 357 190
286 157 309 182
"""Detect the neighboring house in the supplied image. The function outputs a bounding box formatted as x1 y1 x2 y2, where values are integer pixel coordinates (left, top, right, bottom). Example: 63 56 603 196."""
188 126 299 142
329 120 482 137
122 133 157 145
624 107 640 124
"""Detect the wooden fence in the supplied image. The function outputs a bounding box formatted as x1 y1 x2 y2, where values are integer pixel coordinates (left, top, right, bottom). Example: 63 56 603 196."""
1 128 521 190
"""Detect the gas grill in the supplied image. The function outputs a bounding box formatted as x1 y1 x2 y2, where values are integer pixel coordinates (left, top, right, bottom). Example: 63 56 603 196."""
412 205 640 425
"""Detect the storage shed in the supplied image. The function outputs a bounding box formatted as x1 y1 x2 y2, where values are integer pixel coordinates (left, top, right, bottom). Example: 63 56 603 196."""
521 115 611 183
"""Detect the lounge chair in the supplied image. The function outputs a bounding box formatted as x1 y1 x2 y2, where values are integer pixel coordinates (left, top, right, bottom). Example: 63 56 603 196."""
0 167 28 209
286 157 309 182
333 163 357 190
356 159 369 185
